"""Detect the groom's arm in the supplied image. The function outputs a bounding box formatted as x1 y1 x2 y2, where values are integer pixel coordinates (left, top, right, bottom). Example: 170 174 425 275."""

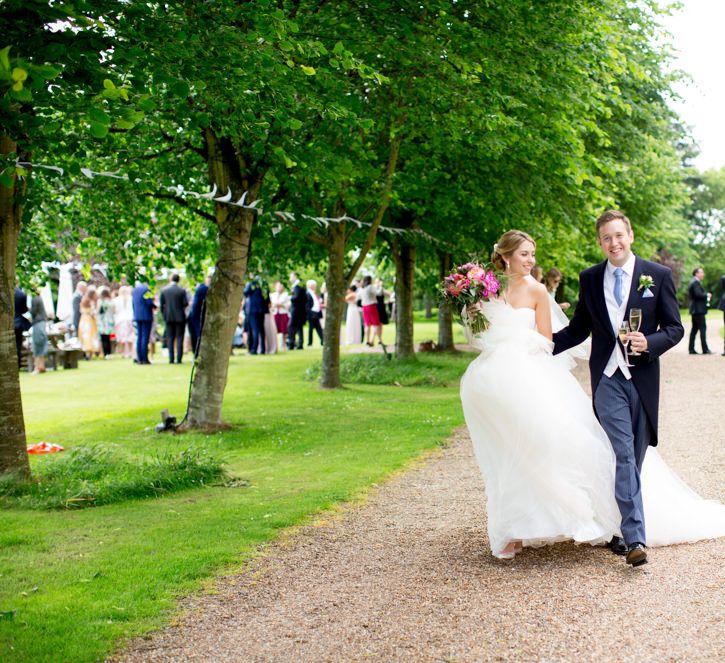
553 274 592 354
644 269 684 360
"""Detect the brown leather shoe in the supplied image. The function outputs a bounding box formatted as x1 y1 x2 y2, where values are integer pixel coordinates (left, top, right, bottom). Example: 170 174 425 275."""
626 544 647 567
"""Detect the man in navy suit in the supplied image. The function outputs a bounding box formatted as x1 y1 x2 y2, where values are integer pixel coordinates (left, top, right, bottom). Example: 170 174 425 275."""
243 275 268 355
132 281 156 364
188 276 210 357
554 210 683 567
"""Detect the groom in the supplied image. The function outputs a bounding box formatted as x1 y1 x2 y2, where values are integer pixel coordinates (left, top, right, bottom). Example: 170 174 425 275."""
553 210 684 567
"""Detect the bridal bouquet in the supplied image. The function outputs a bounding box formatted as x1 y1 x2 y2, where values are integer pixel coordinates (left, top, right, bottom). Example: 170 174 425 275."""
440 262 502 335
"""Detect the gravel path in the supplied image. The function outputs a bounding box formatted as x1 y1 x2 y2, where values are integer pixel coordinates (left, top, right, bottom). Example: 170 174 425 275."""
117 320 724 662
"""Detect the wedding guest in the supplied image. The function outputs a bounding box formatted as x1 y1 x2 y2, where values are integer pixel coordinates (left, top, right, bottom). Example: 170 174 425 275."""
263 291 278 354
97 286 115 359
287 271 307 350
188 276 210 357
13 279 30 367
344 284 362 345
30 292 48 374
545 267 570 311
160 273 189 364
71 280 87 334
360 275 382 347
270 281 290 352
132 280 156 364
149 295 160 361
306 279 324 347
374 278 390 330
531 265 544 283
113 285 134 358
78 286 100 359
687 266 712 354
243 275 268 355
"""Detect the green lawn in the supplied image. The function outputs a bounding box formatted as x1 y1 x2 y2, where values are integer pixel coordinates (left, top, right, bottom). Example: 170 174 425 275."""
1 318 470 662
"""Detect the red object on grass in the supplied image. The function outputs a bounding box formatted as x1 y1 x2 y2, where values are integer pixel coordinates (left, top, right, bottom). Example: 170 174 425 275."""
27 442 65 454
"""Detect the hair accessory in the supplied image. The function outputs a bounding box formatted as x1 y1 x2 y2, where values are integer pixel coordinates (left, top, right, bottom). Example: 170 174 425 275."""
493 243 499 253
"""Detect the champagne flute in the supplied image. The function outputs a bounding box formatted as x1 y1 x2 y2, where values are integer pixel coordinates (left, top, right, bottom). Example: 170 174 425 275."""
628 308 642 356
618 321 634 367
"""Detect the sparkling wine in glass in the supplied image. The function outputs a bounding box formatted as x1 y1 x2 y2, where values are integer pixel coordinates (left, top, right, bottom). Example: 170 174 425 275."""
628 308 642 355
618 321 633 366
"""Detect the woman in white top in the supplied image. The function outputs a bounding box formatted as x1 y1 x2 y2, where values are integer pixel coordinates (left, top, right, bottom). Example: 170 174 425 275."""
359 275 382 346
344 285 362 345
270 281 290 352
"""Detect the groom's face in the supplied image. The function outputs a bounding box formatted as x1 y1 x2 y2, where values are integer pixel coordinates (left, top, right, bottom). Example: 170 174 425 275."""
597 219 633 267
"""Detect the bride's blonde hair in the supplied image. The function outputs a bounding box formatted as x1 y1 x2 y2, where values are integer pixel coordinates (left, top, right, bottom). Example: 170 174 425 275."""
491 230 536 271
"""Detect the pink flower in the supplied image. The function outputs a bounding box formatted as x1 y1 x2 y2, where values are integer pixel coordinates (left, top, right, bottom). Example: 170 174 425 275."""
452 273 464 281
447 284 463 296
467 266 486 281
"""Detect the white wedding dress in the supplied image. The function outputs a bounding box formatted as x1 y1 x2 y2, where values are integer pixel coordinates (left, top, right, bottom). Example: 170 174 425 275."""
460 298 725 558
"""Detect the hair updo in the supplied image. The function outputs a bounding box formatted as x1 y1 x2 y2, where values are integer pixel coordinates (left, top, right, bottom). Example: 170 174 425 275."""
490 229 536 271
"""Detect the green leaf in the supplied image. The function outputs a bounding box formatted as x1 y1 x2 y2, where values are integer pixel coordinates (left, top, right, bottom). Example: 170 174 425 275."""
89 108 111 125
89 122 108 139
170 80 190 98
0 46 10 73
300 65 316 76
103 79 116 90
29 63 62 80
138 96 155 112
288 118 303 131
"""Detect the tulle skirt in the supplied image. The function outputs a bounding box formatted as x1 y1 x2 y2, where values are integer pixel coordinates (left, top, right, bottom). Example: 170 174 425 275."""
461 330 621 558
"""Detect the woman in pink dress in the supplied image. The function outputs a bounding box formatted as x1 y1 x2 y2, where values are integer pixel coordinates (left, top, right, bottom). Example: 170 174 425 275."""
360 275 382 347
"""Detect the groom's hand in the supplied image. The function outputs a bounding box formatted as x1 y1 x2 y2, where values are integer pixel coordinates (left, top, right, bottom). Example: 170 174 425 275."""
626 331 648 354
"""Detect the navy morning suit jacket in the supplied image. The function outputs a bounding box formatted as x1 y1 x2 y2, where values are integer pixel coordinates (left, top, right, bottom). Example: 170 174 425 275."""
553 256 684 446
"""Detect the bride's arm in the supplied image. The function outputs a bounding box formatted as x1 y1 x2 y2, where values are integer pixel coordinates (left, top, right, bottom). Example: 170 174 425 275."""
533 284 552 340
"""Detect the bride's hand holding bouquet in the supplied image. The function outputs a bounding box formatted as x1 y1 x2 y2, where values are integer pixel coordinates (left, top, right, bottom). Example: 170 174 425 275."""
440 262 502 335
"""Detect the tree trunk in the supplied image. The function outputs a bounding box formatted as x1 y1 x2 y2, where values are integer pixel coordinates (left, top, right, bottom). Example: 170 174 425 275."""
424 293 433 319
186 130 261 429
318 136 401 389
393 237 416 358
320 221 346 389
437 251 455 351
0 135 31 477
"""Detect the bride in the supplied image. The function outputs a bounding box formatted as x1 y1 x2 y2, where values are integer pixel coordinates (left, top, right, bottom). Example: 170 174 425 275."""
460 229 725 560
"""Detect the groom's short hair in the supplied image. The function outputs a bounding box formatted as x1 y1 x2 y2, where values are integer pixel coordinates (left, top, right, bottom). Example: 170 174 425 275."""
596 209 631 235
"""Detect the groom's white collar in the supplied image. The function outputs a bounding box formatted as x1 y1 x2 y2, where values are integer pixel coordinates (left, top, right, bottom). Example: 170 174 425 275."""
606 252 636 277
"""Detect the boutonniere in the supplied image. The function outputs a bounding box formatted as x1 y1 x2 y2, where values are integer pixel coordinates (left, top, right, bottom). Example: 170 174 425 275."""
638 274 654 292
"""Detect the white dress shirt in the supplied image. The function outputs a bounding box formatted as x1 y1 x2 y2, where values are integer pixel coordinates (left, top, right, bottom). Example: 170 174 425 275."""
602 252 636 379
